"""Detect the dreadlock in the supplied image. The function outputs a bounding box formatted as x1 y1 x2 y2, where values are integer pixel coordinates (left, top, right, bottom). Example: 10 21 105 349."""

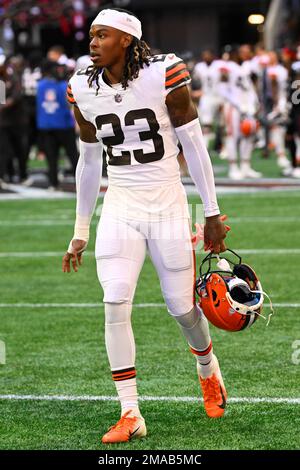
87 8 151 94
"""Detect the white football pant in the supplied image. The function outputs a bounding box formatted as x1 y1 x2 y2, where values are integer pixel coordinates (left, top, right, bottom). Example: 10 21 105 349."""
95 214 212 376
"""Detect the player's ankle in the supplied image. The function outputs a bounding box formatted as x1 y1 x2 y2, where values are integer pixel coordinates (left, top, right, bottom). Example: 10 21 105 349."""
197 354 217 378
121 406 142 418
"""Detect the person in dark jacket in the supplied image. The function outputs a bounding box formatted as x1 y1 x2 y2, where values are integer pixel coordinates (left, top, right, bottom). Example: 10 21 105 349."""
0 57 28 184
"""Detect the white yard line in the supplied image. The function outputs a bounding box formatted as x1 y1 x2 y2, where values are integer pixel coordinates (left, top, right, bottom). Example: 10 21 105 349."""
0 303 297 308
1 220 97 226
234 249 300 254
229 217 300 223
1 221 78 226
0 252 73 257
0 249 300 258
0 394 299 404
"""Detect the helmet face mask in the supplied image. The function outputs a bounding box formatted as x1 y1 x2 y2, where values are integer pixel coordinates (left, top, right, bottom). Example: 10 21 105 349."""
196 249 266 332
226 277 264 315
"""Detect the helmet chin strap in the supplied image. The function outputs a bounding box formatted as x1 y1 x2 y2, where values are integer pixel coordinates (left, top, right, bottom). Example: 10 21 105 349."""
251 289 274 326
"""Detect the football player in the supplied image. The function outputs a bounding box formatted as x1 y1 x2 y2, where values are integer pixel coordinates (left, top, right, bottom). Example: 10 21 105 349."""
62 7 228 444
266 51 291 173
193 50 224 148
220 46 261 179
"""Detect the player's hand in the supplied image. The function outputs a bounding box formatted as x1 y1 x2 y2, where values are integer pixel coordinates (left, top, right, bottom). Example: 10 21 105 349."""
62 239 87 273
192 215 230 250
204 214 228 254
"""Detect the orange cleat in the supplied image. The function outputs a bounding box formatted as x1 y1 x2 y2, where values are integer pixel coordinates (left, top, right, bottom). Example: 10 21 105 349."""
198 357 227 418
102 410 147 444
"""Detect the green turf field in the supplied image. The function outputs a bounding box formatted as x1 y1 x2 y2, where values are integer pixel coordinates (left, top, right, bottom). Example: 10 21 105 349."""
0 191 299 450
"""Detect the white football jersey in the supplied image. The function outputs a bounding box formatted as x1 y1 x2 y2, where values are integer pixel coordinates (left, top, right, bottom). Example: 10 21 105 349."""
247 56 261 76
68 53 191 188
267 64 288 96
193 60 228 96
219 61 259 116
267 64 289 114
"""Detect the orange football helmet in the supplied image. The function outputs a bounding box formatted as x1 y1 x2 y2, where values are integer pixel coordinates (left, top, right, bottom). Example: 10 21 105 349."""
240 117 259 137
195 249 272 332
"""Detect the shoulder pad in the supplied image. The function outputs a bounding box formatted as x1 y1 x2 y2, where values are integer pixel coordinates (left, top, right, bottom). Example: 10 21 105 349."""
164 53 191 93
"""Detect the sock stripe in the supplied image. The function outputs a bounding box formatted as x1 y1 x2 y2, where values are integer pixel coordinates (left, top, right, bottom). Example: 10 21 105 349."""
112 367 136 382
112 371 136 378
190 341 212 357
113 372 136 381
113 374 136 382
112 367 135 375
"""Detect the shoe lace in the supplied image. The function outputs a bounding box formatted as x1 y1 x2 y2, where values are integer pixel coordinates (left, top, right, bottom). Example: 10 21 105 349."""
201 374 221 402
108 410 136 433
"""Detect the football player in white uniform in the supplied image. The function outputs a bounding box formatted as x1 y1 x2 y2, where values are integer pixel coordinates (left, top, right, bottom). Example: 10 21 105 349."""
62 8 228 444
193 51 224 148
220 47 261 179
266 51 291 173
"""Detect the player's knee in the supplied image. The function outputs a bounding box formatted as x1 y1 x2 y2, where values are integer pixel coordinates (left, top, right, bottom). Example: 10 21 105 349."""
160 273 194 316
102 281 133 304
173 306 199 328
104 301 131 324
165 296 194 317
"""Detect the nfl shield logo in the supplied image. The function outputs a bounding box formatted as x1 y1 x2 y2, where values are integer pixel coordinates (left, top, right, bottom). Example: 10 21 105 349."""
114 93 122 103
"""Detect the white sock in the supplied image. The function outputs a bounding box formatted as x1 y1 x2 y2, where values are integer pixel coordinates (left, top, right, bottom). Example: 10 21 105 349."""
197 353 217 378
105 302 141 418
113 377 141 418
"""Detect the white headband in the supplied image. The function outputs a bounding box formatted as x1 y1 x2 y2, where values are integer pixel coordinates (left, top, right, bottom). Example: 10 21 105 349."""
91 9 142 40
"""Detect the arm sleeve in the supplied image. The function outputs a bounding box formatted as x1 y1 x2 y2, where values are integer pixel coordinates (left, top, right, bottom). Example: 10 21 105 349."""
175 118 220 217
73 139 103 242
